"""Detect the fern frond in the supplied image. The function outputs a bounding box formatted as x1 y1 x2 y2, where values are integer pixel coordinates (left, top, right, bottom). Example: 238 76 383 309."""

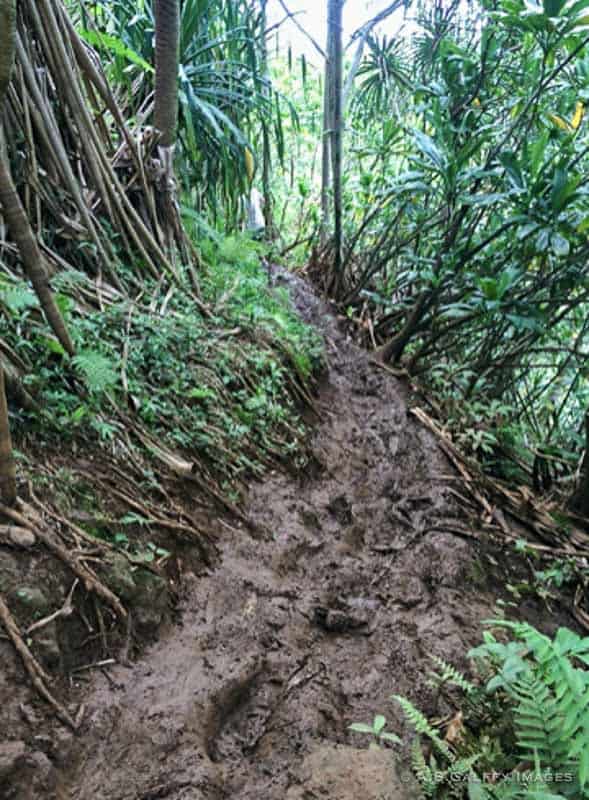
512 673 569 768
429 654 476 695
410 738 436 798
394 695 452 759
1 282 37 312
72 351 118 394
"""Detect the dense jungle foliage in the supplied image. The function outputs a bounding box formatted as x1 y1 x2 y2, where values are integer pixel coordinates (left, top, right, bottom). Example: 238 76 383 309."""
63 0 589 508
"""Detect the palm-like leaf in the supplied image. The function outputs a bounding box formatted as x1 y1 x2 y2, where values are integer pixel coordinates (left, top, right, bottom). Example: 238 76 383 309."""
75 0 286 213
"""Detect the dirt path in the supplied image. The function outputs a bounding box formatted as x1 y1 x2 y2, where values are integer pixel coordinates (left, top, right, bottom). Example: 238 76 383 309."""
3 274 564 800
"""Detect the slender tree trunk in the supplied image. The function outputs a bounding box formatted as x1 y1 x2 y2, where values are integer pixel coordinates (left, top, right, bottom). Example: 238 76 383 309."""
320 63 332 245
154 0 180 150
0 0 17 507
260 0 274 235
153 0 189 259
329 0 344 293
0 152 75 356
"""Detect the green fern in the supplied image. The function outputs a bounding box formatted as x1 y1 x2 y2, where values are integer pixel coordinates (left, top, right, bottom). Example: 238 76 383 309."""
511 673 570 769
72 351 118 394
479 621 589 797
410 738 437 798
394 695 452 759
1 282 37 313
429 654 477 695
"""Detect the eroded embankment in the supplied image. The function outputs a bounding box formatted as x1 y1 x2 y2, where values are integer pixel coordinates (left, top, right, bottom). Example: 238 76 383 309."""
3 272 572 800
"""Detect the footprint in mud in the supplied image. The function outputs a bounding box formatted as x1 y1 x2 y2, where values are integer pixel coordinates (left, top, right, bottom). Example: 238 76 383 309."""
204 657 268 762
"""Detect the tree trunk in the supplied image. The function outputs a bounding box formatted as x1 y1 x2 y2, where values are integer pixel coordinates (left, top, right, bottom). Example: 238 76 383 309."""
154 0 180 150
259 0 274 236
328 0 344 293
0 152 75 356
320 62 332 245
153 0 188 259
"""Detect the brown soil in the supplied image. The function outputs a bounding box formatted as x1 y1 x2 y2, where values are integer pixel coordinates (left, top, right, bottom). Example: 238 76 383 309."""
0 272 577 800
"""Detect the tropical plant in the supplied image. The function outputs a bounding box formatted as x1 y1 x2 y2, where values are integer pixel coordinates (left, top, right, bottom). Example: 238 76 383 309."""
389 622 589 799
349 714 402 748
76 0 288 217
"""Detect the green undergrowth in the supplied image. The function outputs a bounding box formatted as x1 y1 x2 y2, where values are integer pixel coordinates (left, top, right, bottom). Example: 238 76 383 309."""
1 233 323 494
352 621 589 800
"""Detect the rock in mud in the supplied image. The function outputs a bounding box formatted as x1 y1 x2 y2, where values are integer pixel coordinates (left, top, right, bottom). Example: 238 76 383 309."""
103 554 169 630
5 528 36 549
133 571 169 630
286 744 417 800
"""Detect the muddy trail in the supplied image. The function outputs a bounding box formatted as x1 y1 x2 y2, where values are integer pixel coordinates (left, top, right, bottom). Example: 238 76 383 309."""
3 273 570 800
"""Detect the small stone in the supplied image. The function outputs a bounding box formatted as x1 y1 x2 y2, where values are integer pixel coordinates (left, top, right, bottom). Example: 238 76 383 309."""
0 740 26 780
34 620 61 667
133 571 169 631
8 527 36 549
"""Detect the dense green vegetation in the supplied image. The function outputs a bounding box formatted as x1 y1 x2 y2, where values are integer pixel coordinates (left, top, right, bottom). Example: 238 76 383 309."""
337 0 589 499
1 235 321 494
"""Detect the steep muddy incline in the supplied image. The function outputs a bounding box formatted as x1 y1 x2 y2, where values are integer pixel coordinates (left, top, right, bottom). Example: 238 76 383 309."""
4 273 551 800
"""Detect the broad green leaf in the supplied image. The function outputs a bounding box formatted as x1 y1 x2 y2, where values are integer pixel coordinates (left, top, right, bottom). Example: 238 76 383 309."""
80 30 153 72
414 130 446 171
500 151 525 190
373 715 386 734
349 723 375 734
462 192 506 206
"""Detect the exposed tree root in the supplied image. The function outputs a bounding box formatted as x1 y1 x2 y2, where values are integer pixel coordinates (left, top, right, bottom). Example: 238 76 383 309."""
0 501 127 620
0 592 78 730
